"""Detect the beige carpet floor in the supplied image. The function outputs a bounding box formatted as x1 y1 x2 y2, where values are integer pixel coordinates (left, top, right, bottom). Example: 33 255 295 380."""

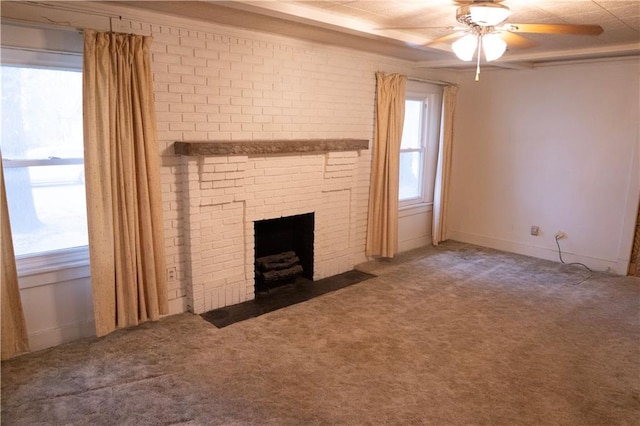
2 241 639 425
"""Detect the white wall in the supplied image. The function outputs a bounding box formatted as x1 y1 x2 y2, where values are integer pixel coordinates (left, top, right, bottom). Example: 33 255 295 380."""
398 205 433 252
19 267 95 351
1 0 457 351
448 59 640 274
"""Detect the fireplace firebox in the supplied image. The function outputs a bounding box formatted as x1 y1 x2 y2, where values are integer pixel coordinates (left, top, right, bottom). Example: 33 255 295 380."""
254 213 314 293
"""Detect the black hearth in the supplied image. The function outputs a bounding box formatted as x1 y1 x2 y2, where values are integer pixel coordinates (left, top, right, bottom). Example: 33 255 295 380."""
254 213 314 293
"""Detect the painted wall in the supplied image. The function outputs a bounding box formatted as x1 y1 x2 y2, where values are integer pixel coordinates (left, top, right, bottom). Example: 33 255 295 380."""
448 59 640 274
398 205 433 252
1 1 456 351
18 265 95 351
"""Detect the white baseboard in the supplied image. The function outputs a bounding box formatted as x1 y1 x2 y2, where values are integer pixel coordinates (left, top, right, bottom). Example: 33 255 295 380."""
398 235 431 254
28 319 96 352
448 231 625 275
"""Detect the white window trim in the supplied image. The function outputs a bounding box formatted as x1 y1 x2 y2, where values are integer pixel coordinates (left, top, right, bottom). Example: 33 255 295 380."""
2 158 83 167
399 83 443 209
1 46 82 70
423 93 443 204
399 202 432 218
399 96 429 208
1 19 83 70
16 246 90 283
1 23 88 281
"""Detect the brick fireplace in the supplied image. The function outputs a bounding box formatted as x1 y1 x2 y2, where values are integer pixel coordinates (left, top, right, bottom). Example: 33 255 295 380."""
175 139 368 314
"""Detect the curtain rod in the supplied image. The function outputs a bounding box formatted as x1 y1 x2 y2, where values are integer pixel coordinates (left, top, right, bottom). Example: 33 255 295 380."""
407 77 457 87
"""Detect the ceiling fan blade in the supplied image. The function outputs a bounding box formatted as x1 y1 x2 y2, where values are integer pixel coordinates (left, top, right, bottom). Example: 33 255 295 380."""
500 32 537 49
507 23 604 36
454 0 505 4
424 32 465 47
374 26 458 31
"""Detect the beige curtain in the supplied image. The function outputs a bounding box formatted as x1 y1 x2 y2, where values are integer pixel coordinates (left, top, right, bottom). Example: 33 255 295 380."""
432 85 459 246
1 158 30 360
83 30 168 337
628 200 640 276
366 72 406 258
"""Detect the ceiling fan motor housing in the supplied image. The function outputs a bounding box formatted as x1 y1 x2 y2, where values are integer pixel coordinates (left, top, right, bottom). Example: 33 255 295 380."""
456 3 511 27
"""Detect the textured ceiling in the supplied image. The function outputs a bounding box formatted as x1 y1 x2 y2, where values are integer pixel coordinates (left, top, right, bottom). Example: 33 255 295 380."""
114 0 639 68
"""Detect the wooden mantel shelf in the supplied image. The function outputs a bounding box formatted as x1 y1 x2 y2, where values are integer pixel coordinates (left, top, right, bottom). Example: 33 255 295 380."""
174 139 369 156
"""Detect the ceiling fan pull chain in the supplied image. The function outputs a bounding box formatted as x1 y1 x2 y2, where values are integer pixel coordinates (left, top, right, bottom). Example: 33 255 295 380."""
475 34 482 81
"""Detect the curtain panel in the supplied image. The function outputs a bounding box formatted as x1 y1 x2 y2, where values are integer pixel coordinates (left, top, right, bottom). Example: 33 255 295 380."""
83 30 168 337
432 85 459 246
1 156 30 360
628 200 640 276
365 72 406 258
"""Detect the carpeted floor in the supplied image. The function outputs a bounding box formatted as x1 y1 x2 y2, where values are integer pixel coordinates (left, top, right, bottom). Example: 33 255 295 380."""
2 241 639 425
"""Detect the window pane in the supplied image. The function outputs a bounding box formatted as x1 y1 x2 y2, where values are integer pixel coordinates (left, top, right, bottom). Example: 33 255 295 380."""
401 100 423 150
1 66 86 256
399 151 423 200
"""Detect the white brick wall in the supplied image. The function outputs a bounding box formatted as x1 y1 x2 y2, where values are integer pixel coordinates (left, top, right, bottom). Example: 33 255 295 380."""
114 13 442 313
181 151 362 313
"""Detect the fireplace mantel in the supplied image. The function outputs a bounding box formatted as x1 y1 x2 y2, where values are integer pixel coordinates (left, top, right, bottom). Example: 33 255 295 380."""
179 138 365 314
174 139 368 156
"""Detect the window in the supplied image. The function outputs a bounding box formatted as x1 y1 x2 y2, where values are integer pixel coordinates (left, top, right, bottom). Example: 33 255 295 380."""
399 82 443 208
399 100 426 201
1 24 87 275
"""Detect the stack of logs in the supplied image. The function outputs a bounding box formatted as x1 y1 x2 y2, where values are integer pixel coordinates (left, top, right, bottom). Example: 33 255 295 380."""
255 251 303 291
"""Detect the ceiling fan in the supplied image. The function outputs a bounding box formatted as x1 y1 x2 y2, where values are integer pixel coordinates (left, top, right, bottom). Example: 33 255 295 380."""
385 0 604 80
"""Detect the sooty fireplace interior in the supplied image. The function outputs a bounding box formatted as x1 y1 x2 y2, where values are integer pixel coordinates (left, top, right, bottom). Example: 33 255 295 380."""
254 212 314 293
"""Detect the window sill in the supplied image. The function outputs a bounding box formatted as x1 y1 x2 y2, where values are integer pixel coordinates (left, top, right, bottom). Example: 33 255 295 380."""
399 202 433 217
16 246 90 289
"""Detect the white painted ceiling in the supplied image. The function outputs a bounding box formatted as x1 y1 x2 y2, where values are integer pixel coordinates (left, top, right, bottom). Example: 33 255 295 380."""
115 0 639 68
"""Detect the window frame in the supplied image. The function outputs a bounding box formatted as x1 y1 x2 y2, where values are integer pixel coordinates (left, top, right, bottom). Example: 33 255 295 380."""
399 82 443 210
399 97 428 207
1 23 88 279
2 157 84 168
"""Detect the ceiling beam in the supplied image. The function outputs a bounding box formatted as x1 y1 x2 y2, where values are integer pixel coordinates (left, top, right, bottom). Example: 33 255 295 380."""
416 42 640 68
210 0 429 46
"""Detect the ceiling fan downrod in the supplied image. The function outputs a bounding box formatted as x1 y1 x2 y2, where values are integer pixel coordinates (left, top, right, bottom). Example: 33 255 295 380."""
475 35 482 81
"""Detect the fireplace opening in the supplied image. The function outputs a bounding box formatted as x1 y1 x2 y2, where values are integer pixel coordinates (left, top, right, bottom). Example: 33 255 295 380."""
254 213 314 293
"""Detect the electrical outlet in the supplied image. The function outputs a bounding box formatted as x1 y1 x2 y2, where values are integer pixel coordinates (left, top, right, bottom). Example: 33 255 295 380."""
530 225 540 236
167 266 177 281
555 231 566 240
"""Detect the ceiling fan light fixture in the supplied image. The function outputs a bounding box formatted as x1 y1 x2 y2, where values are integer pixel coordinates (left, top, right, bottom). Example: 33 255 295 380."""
452 34 478 61
458 3 511 27
482 33 507 61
